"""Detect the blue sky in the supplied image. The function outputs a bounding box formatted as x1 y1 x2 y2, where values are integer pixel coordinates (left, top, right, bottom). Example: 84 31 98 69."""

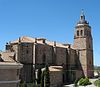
0 0 100 66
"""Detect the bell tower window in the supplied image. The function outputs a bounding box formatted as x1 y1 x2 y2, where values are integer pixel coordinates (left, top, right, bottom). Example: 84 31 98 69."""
80 30 83 36
77 30 79 36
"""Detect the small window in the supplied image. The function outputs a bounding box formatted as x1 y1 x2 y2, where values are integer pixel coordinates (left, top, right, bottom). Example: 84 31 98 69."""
80 30 83 36
77 30 79 36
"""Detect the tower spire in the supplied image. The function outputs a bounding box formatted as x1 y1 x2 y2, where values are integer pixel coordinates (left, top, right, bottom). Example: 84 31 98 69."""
81 9 84 16
77 10 88 25
80 9 85 21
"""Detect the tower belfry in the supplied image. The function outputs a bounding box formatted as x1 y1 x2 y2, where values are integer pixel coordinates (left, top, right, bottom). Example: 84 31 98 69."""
73 11 94 77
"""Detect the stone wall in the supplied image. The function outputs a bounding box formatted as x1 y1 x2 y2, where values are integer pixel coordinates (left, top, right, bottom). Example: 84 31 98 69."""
0 69 19 87
0 84 17 87
35 43 53 65
78 50 87 77
18 43 33 64
20 64 33 82
50 71 63 87
56 47 67 66
69 49 76 66
87 50 94 77
67 48 77 82
74 38 87 49
11 43 34 83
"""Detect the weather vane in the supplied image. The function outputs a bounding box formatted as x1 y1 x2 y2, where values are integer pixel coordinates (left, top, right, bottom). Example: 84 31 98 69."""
81 9 84 16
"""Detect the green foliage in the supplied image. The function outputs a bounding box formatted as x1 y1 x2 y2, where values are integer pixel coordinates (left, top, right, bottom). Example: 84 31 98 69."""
19 65 50 87
37 68 42 85
94 66 100 71
19 82 27 87
74 79 79 87
94 80 100 87
27 83 34 87
40 65 50 87
19 82 37 87
83 78 91 85
40 71 44 87
78 78 84 85
78 77 91 86
73 84 79 87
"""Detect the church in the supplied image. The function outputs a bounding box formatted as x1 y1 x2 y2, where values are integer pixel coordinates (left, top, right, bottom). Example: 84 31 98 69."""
0 12 94 87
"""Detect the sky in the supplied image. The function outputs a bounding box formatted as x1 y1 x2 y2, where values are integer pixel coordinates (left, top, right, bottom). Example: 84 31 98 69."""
0 0 100 66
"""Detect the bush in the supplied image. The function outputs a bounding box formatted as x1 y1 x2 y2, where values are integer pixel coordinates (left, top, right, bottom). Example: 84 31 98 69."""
19 82 27 87
27 83 34 87
83 78 91 85
19 82 38 87
94 80 100 87
74 79 79 87
78 78 84 85
78 77 91 86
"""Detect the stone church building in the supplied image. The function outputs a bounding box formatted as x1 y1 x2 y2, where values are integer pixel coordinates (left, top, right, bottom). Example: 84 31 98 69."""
0 12 94 87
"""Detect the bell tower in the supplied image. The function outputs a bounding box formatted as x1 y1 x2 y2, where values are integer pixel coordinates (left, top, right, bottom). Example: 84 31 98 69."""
73 11 94 77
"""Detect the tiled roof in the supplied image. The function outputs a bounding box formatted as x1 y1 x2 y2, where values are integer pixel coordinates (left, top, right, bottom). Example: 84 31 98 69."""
0 52 23 69
0 52 15 62
11 36 35 43
10 36 70 48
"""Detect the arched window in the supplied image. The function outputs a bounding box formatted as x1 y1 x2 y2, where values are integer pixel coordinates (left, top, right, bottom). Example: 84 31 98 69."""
77 30 79 36
80 30 83 36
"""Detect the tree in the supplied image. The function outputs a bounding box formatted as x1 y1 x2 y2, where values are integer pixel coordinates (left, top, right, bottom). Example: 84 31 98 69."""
37 68 42 85
44 65 50 87
40 71 44 87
